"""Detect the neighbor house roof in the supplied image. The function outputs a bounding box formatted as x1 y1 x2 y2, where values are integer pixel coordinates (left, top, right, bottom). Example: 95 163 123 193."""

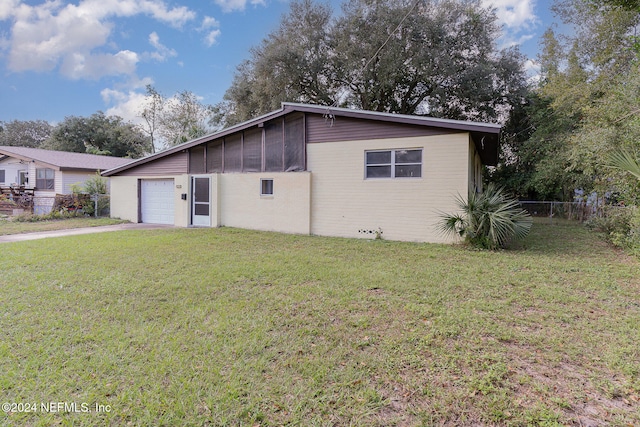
103 102 501 176
0 146 132 172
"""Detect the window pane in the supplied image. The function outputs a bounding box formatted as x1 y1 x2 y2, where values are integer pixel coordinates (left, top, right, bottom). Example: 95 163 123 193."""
366 151 391 165
46 169 55 179
243 129 262 172
264 122 283 172
0 170 5 183
189 146 205 174
194 204 209 216
261 179 273 195
284 114 304 171
366 165 391 178
37 169 45 179
395 164 422 178
207 141 223 172
194 178 209 203
224 135 242 172
395 149 422 164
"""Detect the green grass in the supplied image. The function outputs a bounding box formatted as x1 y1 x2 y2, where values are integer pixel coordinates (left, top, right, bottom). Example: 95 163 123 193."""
0 220 638 426
0 217 128 235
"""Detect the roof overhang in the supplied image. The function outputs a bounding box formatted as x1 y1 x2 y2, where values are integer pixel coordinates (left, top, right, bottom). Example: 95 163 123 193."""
103 102 502 175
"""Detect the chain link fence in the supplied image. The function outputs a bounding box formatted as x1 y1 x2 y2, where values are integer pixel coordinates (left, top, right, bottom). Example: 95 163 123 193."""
518 201 596 223
27 194 111 217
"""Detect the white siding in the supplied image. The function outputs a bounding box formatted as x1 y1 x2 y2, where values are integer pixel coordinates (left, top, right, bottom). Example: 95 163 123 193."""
0 157 27 185
307 134 470 243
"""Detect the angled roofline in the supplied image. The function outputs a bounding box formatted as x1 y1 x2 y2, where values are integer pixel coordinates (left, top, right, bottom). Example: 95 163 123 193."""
282 102 502 134
0 147 61 170
0 146 131 171
103 102 501 176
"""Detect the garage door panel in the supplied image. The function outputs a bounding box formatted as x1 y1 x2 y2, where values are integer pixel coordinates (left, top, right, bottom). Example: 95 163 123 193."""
141 179 174 224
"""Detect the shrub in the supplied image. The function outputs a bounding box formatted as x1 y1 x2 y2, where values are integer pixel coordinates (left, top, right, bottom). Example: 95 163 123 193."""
12 210 83 222
70 173 109 217
588 206 640 255
439 184 533 250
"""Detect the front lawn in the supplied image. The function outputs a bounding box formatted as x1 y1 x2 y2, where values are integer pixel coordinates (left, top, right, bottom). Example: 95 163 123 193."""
0 222 638 426
0 217 128 235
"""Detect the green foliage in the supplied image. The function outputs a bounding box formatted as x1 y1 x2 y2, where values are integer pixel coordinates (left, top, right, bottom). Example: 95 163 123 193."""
12 209 83 222
45 111 151 158
139 86 216 150
493 0 640 201
70 173 109 216
215 0 528 126
609 149 640 181
81 173 108 195
0 119 52 148
587 206 640 255
439 185 533 249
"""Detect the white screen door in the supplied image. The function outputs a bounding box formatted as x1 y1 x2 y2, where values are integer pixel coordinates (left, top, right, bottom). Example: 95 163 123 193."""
191 176 210 226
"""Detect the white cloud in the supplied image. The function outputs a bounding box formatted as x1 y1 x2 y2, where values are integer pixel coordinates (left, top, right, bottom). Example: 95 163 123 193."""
3 0 196 79
147 31 177 61
213 0 266 13
482 0 538 30
0 0 20 21
200 16 221 46
481 0 539 50
61 50 139 80
101 87 149 125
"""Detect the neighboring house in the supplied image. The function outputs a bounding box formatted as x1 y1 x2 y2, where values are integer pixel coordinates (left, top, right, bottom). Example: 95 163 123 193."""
103 103 500 243
0 146 132 214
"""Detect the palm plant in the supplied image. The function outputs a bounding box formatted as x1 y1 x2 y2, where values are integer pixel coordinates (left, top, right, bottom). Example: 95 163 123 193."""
609 149 640 181
439 184 533 250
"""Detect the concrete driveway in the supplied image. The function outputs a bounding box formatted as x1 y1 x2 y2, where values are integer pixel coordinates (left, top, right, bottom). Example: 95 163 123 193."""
0 223 172 243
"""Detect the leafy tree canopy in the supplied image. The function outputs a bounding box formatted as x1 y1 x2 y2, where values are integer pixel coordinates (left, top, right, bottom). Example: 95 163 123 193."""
139 85 216 151
0 120 53 148
215 0 528 127
45 112 150 158
491 0 640 201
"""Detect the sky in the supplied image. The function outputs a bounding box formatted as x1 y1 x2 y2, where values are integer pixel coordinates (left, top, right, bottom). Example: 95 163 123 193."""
0 0 556 126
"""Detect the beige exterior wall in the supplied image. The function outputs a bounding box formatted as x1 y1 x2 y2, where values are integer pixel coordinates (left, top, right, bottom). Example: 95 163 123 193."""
109 176 139 222
109 133 476 243
219 172 311 235
307 134 470 243
109 175 190 225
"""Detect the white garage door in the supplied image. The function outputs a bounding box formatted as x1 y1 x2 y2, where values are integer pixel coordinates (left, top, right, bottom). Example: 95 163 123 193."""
141 179 174 224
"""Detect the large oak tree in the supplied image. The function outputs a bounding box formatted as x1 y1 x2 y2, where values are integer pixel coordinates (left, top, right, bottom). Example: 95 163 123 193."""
214 0 528 127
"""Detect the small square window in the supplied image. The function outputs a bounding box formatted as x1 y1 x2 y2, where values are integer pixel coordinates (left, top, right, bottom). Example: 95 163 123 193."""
261 179 274 196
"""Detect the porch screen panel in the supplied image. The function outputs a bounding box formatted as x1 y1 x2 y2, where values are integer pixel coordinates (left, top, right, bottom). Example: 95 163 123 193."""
264 121 283 172
207 140 223 172
224 135 242 172
284 114 304 172
189 146 206 174
243 129 262 172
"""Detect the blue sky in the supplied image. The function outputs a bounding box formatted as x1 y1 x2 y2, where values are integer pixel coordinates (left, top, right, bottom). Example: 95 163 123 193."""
0 0 555 125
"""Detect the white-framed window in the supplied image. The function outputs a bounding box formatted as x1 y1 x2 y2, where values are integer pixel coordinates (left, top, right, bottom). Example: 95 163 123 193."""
0 170 5 184
365 148 422 179
261 178 274 196
36 168 55 190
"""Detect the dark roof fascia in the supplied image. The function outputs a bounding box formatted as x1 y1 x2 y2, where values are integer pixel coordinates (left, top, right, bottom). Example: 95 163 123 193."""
282 103 502 135
59 167 107 173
